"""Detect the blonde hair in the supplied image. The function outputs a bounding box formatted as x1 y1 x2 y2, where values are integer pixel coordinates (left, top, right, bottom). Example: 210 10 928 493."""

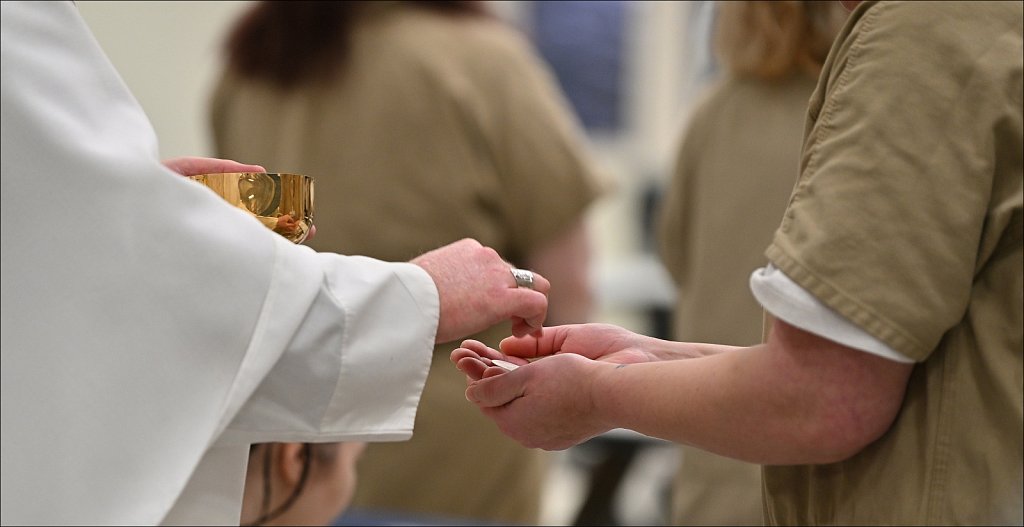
714 1 846 81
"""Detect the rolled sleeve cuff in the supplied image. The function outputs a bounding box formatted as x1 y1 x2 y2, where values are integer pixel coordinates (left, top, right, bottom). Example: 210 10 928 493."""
750 265 914 364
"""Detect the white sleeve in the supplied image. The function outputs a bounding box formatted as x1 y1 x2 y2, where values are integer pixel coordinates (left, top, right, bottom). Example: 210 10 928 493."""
162 252 438 526
220 249 438 444
750 265 915 363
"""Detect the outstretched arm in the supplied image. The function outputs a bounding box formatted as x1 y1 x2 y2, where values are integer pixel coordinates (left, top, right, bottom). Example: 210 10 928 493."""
454 318 912 465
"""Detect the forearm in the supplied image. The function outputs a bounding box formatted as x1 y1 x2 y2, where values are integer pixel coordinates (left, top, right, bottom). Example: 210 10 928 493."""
633 334 741 362
591 347 817 464
591 324 910 464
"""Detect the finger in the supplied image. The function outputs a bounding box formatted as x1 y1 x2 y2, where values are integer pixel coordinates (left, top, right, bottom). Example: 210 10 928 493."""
163 157 265 177
456 341 528 368
459 341 506 364
451 346 481 363
206 159 265 173
459 339 503 360
505 288 547 332
455 356 488 381
500 325 566 358
528 271 551 295
510 319 546 339
466 371 524 407
505 268 551 296
510 319 531 338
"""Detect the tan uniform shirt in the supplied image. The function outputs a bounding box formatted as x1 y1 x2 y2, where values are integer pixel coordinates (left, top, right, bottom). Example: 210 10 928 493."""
211 4 603 523
763 2 1023 524
658 75 817 526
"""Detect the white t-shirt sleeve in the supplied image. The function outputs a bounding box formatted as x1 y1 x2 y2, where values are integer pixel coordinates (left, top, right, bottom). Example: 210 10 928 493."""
750 264 915 363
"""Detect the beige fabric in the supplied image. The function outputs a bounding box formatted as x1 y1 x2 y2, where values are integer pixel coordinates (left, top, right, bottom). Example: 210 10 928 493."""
763 1 1023 524
658 75 817 525
670 449 763 527
659 76 814 347
211 4 603 523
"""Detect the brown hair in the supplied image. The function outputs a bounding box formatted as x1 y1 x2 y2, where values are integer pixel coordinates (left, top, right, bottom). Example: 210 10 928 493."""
714 0 846 81
224 1 488 89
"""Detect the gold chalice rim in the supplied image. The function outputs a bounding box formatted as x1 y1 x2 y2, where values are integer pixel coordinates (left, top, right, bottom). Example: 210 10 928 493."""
188 172 315 244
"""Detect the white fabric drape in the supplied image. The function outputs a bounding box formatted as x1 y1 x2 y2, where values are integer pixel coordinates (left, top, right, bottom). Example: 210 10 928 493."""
0 2 438 524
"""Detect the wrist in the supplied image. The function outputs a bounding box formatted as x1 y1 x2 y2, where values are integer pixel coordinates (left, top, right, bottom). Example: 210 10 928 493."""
588 360 625 433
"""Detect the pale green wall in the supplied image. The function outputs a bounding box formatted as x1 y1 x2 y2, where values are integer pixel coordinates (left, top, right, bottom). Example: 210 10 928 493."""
77 1 251 158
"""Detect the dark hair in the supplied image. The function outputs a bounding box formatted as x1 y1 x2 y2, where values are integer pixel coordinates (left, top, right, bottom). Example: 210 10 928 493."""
244 443 340 526
224 1 488 89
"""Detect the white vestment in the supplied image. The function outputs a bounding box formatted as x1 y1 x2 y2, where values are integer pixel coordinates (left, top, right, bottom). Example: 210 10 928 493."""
0 2 438 524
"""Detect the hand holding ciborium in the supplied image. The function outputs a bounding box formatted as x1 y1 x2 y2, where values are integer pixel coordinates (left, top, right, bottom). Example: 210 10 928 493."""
188 172 314 243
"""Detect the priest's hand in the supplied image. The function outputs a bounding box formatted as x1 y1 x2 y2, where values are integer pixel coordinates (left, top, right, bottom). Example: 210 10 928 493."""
411 238 550 344
161 156 265 176
162 157 317 241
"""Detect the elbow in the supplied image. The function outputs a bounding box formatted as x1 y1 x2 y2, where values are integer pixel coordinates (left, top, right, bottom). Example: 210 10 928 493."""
800 399 902 464
763 318 914 465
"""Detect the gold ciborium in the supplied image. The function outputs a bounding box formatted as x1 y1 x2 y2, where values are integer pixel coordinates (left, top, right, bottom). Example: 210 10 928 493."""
189 172 314 244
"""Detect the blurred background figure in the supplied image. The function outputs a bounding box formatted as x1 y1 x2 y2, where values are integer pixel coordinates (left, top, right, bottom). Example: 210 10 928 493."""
241 442 366 526
656 1 845 524
211 1 604 524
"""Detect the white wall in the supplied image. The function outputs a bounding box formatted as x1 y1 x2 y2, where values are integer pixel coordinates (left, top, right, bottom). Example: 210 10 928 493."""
77 1 252 159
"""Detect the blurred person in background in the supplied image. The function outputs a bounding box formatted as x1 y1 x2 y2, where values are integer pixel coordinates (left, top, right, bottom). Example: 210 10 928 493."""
657 1 845 524
211 1 605 524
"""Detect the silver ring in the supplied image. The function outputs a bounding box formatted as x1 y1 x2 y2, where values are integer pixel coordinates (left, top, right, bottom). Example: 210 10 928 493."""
510 268 535 289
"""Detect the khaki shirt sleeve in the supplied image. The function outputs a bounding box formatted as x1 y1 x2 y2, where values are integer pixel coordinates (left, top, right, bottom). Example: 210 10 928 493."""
767 2 1004 361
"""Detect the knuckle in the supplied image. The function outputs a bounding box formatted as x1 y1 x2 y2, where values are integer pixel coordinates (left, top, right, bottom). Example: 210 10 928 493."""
480 246 500 260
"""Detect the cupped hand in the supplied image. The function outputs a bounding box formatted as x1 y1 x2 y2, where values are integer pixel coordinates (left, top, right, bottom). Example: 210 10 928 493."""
412 239 551 344
451 339 528 382
462 351 612 450
499 323 660 365
162 156 265 177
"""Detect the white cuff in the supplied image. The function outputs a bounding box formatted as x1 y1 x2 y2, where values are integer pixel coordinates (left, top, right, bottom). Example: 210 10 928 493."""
750 265 914 363
222 251 439 443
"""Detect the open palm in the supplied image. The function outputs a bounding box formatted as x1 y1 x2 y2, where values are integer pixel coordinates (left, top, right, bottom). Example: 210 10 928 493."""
499 323 661 365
